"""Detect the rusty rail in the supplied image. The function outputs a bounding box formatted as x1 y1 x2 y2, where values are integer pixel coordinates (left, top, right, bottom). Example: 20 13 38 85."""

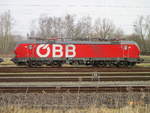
0 86 149 93
0 67 150 73
0 72 150 82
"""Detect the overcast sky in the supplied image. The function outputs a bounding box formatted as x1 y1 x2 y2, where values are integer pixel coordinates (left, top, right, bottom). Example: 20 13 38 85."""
0 0 150 36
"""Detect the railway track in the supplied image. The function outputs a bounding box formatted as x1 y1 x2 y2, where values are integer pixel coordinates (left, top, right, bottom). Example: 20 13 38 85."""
0 67 150 72
0 72 149 93
0 70 149 93
0 72 150 82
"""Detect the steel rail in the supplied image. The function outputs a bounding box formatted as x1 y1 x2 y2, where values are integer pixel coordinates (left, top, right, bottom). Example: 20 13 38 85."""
0 86 149 93
0 67 150 73
0 76 150 82
0 72 150 82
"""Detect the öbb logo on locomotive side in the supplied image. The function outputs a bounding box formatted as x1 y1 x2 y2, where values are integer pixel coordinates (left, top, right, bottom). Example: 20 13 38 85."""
36 44 76 58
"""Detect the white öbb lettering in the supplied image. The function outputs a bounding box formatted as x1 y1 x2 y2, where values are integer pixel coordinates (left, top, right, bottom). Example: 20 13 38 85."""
36 44 50 58
36 44 76 58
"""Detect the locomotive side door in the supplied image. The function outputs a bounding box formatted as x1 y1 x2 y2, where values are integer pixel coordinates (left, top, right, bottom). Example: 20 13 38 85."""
27 44 33 58
27 43 36 63
123 45 129 58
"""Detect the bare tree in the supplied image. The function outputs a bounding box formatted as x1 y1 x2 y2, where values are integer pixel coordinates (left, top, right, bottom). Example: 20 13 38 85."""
113 28 124 39
0 11 15 54
31 15 66 39
63 14 75 40
37 15 53 38
126 34 142 47
74 16 92 40
94 18 115 39
134 16 150 51
146 16 150 40
51 17 64 38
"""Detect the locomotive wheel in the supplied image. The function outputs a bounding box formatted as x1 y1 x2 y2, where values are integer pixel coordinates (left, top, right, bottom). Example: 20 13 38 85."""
92 61 107 67
51 61 62 67
27 62 34 67
28 63 36 67
55 63 62 67
27 61 41 67
116 61 128 68
16 62 26 66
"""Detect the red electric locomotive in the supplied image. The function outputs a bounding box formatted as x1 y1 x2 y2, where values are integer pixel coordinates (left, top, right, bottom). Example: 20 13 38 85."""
11 39 143 67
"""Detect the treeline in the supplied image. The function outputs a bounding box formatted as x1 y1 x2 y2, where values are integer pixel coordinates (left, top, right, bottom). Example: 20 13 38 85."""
0 11 150 54
29 15 124 40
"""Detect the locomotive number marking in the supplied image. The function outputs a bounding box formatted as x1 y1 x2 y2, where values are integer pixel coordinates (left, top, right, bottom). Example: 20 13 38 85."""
36 44 76 58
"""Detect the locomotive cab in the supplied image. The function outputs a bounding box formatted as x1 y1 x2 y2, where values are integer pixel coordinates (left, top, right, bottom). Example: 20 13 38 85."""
11 43 32 65
124 41 143 63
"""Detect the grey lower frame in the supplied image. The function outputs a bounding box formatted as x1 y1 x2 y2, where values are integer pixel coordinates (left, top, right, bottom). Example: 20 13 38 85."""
11 57 143 66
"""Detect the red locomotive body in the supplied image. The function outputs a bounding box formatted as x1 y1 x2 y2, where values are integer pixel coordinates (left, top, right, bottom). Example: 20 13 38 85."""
11 40 143 67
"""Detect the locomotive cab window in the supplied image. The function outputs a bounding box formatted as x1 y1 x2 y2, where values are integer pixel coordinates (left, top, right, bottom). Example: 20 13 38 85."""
28 45 33 50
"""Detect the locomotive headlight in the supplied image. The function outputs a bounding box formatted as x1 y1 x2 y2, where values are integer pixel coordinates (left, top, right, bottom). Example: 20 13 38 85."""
124 45 128 50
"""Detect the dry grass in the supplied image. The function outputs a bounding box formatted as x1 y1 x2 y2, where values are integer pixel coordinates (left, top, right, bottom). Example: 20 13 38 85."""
0 92 149 113
0 105 150 113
